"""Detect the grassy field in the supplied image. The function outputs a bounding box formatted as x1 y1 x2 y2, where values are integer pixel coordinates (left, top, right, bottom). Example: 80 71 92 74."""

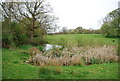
2 34 119 79
2 49 118 79
44 34 118 47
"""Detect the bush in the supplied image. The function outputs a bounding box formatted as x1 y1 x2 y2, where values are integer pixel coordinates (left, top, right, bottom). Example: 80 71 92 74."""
2 20 17 48
100 8 120 38
2 19 47 48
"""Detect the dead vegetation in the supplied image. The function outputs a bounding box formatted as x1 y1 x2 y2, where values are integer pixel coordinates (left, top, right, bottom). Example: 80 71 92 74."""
26 45 118 66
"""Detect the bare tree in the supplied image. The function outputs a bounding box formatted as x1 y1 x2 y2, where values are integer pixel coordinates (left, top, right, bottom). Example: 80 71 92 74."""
62 27 67 34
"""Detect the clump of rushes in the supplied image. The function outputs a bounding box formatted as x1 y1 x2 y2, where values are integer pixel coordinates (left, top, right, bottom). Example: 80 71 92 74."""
27 45 118 66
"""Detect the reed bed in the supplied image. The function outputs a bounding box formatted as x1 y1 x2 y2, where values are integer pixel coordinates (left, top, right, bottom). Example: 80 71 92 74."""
27 45 118 66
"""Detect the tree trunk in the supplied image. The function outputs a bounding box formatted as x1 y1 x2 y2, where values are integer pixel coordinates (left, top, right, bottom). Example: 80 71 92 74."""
30 30 34 44
30 19 35 44
41 26 44 42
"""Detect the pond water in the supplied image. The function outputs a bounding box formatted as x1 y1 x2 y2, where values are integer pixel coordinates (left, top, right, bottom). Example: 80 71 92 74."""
42 44 62 51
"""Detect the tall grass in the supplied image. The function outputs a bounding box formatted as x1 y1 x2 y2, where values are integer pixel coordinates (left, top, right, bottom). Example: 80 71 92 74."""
28 45 118 66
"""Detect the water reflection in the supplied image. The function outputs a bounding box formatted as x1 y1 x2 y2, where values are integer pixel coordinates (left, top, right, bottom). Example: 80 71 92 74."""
43 44 62 51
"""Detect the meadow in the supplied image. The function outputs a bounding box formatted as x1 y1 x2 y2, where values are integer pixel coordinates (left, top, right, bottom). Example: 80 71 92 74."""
2 34 119 79
44 34 118 47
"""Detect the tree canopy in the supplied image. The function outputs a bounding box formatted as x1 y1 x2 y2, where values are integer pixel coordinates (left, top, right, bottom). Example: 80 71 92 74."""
101 8 120 37
1 1 58 48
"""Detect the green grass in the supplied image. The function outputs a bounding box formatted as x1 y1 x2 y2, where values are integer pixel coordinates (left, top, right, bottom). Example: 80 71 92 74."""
2 49 39 79
44 34 118 47
3 49 118 79
18 45 44 51
2 34 119 79
43 63 118 79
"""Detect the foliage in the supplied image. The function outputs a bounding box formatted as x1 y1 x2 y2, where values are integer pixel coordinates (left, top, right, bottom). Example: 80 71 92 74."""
101 22 119 37
60 26 101 34
101 8 120 37
2 18 18 48
74 26 83 34
2 20 45 48
1 1 58 48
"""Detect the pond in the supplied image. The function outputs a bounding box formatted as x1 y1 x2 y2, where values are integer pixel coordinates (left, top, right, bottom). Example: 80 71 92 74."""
18 44 62 51
42 44 62 51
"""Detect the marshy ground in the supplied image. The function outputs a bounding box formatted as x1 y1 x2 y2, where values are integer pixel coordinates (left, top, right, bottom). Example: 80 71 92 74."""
2 34 119 79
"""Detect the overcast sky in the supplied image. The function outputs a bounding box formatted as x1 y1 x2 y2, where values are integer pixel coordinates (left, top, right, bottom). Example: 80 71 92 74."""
49 0 119 30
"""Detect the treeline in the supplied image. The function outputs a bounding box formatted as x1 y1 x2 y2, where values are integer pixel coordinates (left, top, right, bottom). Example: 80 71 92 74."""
49 8 120 37
48 28 101 35
1 1 58 48
60 27 101 34
2 18 46 48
